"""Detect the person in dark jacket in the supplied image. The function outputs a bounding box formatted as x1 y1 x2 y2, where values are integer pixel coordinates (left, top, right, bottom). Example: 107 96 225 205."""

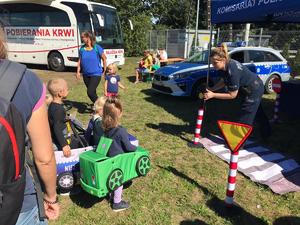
47 79 72 157
102 97 136 212
204 43 271 138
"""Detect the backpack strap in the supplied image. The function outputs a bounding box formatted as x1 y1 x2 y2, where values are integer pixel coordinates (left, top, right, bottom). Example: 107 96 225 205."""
0 59 26 102
93 44 100 55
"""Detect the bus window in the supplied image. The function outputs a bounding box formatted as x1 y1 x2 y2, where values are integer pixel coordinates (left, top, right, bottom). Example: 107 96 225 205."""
0 3 70 27
91 4 124 48
91 13 103 42
61 2 92 35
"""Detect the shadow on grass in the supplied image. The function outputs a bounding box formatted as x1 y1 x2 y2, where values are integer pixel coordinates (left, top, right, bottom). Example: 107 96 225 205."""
64 100 93 114
146 123 193 141
159 166 268 225
69 190 105 209
127 75 136 83
180 219 208 225
25 63 77 72
143 89 300 162
273 216 300 225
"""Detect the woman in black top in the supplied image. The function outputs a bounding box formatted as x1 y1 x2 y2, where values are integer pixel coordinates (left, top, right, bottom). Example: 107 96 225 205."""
204 44 271 137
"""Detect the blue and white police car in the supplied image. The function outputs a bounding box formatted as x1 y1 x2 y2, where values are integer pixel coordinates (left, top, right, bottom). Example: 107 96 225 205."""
152 47 291 97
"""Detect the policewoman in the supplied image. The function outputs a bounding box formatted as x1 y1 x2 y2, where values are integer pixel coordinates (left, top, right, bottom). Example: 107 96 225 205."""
204 44 271 138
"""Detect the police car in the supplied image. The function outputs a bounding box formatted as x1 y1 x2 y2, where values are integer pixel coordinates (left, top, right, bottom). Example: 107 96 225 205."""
152 46 291 97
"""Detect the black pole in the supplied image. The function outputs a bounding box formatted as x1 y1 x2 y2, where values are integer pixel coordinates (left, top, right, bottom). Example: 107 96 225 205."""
206 25 214 88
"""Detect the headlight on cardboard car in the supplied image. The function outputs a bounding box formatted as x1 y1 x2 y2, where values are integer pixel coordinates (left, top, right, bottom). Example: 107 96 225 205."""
170 72 191 80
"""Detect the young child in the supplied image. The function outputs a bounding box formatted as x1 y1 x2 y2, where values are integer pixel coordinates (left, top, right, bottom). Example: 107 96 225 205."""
102 97 137 211
47 78 71 157
92 96 106 144
135 50 153 84
104 63 125 97
151 52 160 71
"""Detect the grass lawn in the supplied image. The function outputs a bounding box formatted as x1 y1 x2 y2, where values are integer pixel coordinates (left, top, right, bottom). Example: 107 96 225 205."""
32 57 300 225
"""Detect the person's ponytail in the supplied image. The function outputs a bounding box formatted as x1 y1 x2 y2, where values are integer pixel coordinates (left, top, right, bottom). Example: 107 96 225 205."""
210 42 230 61
220 43 229 61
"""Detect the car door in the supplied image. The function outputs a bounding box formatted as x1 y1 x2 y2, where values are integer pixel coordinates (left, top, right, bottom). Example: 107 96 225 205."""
262 51 290 78
246 50 272 83
230 50 257 73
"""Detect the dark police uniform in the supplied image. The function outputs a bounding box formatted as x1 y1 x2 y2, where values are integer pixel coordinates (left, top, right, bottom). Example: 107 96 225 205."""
221 59 271 137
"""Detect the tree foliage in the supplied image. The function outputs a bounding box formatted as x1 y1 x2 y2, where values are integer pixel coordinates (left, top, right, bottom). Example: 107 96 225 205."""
95 0 209 56
96 0 152 56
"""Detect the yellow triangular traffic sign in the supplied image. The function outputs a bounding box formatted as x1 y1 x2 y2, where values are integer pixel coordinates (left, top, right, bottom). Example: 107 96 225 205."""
218 120 253 152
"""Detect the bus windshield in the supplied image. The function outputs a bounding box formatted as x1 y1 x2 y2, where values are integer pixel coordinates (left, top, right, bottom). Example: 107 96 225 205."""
91 5 124 49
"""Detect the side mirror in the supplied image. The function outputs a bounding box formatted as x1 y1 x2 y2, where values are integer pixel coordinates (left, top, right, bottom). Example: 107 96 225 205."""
128 19 133 30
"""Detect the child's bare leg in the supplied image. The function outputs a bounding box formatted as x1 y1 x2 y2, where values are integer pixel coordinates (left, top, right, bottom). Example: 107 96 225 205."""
135 69 140 84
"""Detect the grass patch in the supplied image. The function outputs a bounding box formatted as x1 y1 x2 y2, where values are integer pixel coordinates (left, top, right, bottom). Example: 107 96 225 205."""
29 58 300 225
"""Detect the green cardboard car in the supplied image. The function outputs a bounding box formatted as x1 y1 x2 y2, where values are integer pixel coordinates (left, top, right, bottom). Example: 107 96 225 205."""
80 137 150 198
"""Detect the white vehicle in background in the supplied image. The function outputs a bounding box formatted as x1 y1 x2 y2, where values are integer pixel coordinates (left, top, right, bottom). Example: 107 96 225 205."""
0 0 125 71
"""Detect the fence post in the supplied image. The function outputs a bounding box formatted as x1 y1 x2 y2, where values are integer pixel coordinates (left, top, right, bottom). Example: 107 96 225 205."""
259 28 263 47
149 31 152 50
166 29 168 52
156 31 158 50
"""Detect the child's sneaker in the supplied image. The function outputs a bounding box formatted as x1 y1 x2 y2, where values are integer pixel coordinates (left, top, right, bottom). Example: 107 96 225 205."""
112 200 130 212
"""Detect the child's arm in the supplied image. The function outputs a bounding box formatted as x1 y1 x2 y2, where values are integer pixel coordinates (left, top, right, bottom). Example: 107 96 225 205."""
120 128 137 152
118 82 125 89
52 108 71 157
104 80 108 96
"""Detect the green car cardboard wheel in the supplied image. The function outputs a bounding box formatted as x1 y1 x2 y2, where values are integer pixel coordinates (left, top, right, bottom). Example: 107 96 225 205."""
107 169 124 191
80 136 151 198
57 172 75 193
136 156 150 176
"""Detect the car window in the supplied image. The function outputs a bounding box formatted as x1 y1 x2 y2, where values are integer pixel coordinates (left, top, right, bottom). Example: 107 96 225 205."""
230 51 244 63
263 52 282 62
248 50 265 63
185 50 209 64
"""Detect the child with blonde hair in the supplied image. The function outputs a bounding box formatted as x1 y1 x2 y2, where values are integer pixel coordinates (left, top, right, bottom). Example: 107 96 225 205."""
103 97 136 211
92 96 107 144
104 63 125 97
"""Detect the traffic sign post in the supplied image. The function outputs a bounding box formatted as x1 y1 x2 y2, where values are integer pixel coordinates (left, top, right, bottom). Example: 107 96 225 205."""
218 121 253 207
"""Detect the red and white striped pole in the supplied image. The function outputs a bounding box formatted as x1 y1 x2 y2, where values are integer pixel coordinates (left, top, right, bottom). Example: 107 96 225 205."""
194 108 204 145
272 93 280 122
271 78 282 123
225 150 239 206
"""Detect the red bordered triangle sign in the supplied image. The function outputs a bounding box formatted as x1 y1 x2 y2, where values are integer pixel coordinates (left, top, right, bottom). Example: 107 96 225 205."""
217 120 253 152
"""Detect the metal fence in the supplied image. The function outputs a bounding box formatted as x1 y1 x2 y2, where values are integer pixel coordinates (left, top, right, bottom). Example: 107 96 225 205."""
148 29 300 59
217 29 300 57
147 29 212 58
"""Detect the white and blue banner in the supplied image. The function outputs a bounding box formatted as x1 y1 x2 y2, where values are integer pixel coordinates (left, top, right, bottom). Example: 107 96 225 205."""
212 0 300 24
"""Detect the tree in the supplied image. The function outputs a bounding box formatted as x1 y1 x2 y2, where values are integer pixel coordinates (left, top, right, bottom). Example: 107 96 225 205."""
95 0 153 56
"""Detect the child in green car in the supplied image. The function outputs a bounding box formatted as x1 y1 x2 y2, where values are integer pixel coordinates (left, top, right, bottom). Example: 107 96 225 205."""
102 97 137 212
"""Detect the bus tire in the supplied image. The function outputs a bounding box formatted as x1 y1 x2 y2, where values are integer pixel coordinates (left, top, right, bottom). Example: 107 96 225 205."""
48 51 65 72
